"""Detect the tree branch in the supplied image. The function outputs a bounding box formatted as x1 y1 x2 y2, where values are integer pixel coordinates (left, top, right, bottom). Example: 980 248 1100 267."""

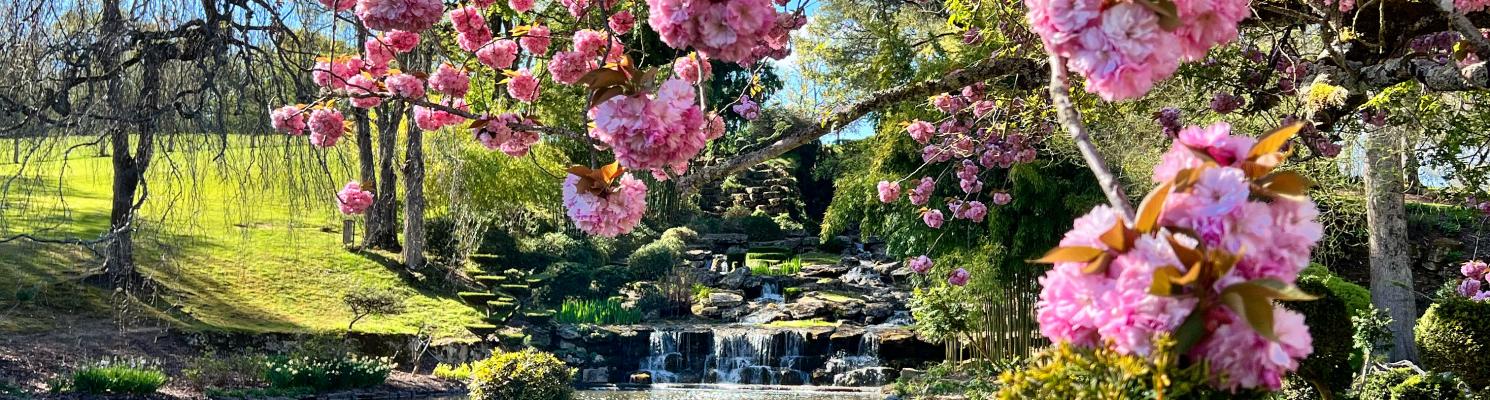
1359 57 1489 91
1045 54 1135 220
675 56 1044 193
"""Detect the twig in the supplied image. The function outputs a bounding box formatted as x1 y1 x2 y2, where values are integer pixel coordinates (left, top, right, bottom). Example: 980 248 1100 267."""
1044 54 1135 220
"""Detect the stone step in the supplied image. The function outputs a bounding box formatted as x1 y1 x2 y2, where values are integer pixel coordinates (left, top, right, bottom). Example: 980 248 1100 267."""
457 292 498 306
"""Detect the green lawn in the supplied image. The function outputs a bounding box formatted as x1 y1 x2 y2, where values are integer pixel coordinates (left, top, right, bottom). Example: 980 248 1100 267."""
0 136 483 339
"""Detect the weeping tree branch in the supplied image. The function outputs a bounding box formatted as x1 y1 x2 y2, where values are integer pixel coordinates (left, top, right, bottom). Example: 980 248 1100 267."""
676 56 1045 193
1045 54 1136 220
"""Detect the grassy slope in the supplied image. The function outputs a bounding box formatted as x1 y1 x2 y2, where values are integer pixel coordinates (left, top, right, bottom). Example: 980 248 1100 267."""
0 137 482 339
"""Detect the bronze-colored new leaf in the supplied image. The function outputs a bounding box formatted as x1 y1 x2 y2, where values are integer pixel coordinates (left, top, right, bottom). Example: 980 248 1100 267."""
1083 252 1113 274
1135 181 1173 233
1150 266 1185 296
1134 0 1181 30
566 162 626 197
1247 122 1302 161
1220 287 1279 340
1099 220 1134 252
1031 246 1104 264
1255 170 1314 200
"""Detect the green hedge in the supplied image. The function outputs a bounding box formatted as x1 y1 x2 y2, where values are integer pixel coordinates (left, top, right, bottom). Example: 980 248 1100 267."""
469 350 574 400
627 237 684 280
1416 296 1490 390
1351 367 1470 400
1283 273 1355 398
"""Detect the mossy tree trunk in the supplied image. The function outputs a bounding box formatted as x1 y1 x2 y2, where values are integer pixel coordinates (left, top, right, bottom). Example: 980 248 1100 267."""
365 104 402 250
1365 123 1418 362
403 106 426 270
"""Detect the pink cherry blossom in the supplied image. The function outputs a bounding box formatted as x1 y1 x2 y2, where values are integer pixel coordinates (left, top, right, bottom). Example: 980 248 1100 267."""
992 191 1012 205
1458 278 1483 298
476 39 520 70
931 94 966 113
320 0 356 12
674 54 712 83
906 120 935 144
356 0 443 32
732 94 760 120
509 0 534 13
337 181 375 214
947 268 970 286
549 50 598 85
588 78 711 178
908 177 934 206
313 58 362 89
645 0 790 64
363 38 395 75
1195 308 1313 391
413 100 469 131
1462 260 1488 280
922 209 944 228
271 106 307 136
909 255 932 274
428 64 470 98
386 30 421 52
385 73 425 98
347 75 383 108
573 29 609 55
308 108 345 148
521 24 552 55
563 172 648 237
876 181 901 203
474 112 541 157
450 6 493 52
561 0 589 17
610 10 636 33
507 69 540 102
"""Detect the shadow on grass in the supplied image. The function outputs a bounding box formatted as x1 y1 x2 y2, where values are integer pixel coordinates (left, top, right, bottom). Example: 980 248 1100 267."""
353 250 469 302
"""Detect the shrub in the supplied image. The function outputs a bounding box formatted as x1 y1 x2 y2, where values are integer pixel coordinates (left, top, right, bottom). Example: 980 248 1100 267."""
1283 273 1355 397
537 261 597 304
264 355 393 391
433 363 473 381
1416 296 1490 389
523 232 604 268
660 227 698 243
591 264 635 295
426 214 460 258
819 235 850 254
71 362 167 395
731 211 785 241
1301 264 1371 316
995 342 1232 399
1352 367 1416 400
627 237 684 280
556 298 642 325
1351 367 1469 400
468 350 574 400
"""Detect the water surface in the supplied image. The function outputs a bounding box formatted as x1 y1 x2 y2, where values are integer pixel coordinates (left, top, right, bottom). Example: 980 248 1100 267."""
575 385 881 400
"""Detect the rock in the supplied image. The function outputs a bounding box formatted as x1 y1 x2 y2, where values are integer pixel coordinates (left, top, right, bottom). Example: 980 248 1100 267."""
832 367 899 386
871 261 900 275
740 303 787 324
685 249 712 261
557 325 582 340
900 368 923 381
581 367 610 383
888 266 913 280
786 298 830 319
801 263 852 278
864 302 894 321
630 372 653 384
720 267 752 289
691 304 722 319
876 328 941 369
706 291 745 307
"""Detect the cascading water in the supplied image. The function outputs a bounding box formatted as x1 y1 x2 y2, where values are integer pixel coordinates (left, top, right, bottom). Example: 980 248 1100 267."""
639 331 684 383
705 329 811 385
758 282 784 303
824 331 880 377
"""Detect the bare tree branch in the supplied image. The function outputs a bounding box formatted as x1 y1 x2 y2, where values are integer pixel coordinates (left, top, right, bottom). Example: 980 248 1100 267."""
675 55 1045 193
1045 54 1135 220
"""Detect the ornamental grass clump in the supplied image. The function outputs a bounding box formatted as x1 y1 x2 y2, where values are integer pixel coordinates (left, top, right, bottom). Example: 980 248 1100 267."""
1025 123 1323 393
70 359 168 395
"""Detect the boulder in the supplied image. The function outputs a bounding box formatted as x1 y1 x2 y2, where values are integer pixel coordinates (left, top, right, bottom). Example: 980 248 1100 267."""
581 367 610 383
786 298 830 319
706 291 745 308
899 368 923 381
876 328 941 369
863 302 894 322
684 249 712 261
832 367 899 387
871 261 900 275
800 263 852 279
719 267 754 289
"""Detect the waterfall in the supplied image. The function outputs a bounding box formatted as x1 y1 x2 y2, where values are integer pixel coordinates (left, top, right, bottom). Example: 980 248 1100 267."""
824 330 880 376
705 329 811 385
758 282 784 303
639 331 684 383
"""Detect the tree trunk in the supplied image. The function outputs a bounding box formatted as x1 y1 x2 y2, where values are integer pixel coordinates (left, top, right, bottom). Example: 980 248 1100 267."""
402 106 426 270
1401 132 1422 193
364 104 401 250
100 0 135 278
10 137 17 164
354 103 376 245
1365 124 1418 362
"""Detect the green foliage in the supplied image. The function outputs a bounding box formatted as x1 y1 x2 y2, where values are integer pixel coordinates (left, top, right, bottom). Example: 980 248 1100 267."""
995 341 1236 400
468 350 575 400
1283 272 1356 397
1416 296 1490 389
433 363 473 381
819 235 850 254
749 256 803 276
729 210 786 241
264 355 393 391
1352 368 1470 400
556 298 642 325
627 237 685 280
591 264 635 296
1301 264 1372 317
70 362 167 395
660 227 699 243
205 386 316 399
536 262 596 304
523 232 605 269
893 359 1014 399
342 286 407 331
910 285 973 344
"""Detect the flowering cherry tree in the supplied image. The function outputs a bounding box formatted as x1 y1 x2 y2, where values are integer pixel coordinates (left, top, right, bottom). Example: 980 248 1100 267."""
272 0 808 237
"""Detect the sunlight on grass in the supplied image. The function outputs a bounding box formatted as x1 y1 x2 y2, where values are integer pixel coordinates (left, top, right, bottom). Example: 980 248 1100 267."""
0 136 482 338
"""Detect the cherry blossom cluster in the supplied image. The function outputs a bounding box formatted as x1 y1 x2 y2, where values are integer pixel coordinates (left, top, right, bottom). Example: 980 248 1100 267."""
278 0 806 233
337 181 376 214
588 78 726 180
1454 260 1490 301
1024 0 1251 100
1038 122 1321 391
562 173 648 237
645 0 804 64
